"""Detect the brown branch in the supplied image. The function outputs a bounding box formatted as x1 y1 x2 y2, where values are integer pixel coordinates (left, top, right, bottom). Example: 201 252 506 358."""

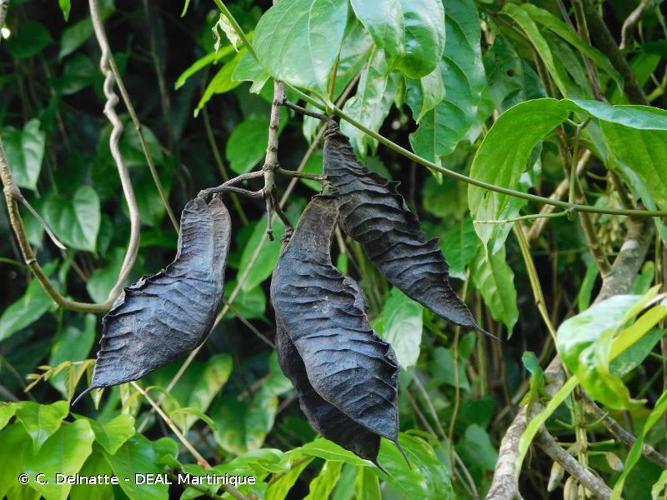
537 431 611 499
578 0 649 105
583 394 667 468
487 218 653 499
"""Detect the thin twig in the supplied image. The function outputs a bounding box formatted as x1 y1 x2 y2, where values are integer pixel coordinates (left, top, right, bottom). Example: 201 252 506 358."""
620 0 652 50
537 431 611 499
276 168 325 182
89 0 141 301
583 393 667 468
282 100 329 121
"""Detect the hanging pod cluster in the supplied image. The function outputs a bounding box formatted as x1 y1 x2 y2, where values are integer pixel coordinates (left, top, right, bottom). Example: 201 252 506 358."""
77 121 482 464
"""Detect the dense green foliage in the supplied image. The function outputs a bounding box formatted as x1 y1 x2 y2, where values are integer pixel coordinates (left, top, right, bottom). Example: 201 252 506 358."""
0 0 666 498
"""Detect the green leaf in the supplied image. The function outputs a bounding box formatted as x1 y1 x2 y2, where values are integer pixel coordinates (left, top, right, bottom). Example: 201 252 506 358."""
213 387 278 454
299 438 372 466
225 281 267 320
430 347 470 391
266 454 314 500
23 419 95 500
441 217 478 280
502 4 570 96
613 390 667 499
411 66 445 123
226 116 271 174
0 424 32 499
350 0 403 64
468 98 568 250
58 0 115 59
238 216 285 292
196 49 245 112
232 49 271 93
379 433 453 498
88 413 136 455
104 434 169 500
340 50 400 155
86 247 125 303
15 400 70 453
354 466 381 500
379 288 423 368
305 461 343 500
70 449 115 500
521 4 622 91
175 45 235 89
49 315 96 397
408 0 486 161
0 403 16 431
6 21 53 59
471 247 518 334
1 119 46 191
181 354 232 432
43 185 101 252
394 0 445 78
58 0 71 21
253 0 349 96
0 276 53 342
556 292 666 409
456 424 498 472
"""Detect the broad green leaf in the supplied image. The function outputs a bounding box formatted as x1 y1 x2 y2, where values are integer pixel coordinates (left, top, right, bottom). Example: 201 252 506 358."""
49 315 96 397
226 116 271 174
456 424 498 472
394 0 445 78
86 247 125 303
305 461 343 500
43 185 101 252
430 347 470 391
88 414 136 455
340 50 399 155
0 424 32 499
471 247 518 334
104 434 169 500
502 4 570 96
0 403 16 431
2 119 45 191
181 354 232 432
468 98 567 250
355 466 381 500
333 464 357 500
225 281 267 319
213 387 278 454
58 0 114 59
253 0 349 96
409 0 486 161
15 401 70 453
238 216 285 292
232 49 270 93
23 419 95 500
299 438 372 466
521 4 622 91
350 0 403 63
413 65 445 123
175 45 235 89
266 454 314 500
379 288 423 368
379 433 453 498
70 449 115 500
6 21 53 59
196 48 245 112
613 390 667 499
56 54 98 95
556 292 666 409
0 276 53 342
441 217 478 280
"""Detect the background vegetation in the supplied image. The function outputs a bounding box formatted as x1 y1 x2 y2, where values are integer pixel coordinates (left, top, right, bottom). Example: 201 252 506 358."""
0 0 666 498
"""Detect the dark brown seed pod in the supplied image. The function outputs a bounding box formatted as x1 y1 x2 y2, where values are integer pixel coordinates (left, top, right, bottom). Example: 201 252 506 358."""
270 195 400 463
323 121 479 331
75 196 231 402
